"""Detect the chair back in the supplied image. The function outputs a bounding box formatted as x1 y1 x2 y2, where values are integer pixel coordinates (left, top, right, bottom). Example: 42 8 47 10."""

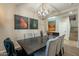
60 35 65 50
4 38 16 56
56 35 65 55
45 37 58 56
52 32 59 38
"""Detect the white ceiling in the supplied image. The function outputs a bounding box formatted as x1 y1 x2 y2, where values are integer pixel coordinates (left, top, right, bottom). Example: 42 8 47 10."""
50 3 79 11
25 3 79 18
26 3 79 12
15 3 79 19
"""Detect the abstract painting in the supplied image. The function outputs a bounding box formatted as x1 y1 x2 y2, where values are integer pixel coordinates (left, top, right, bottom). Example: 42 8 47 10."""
14 15 28 29
30 18 38 29
48 21 56 32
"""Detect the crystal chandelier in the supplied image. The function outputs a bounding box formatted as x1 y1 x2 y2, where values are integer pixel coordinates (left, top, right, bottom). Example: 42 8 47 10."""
37 4 49 18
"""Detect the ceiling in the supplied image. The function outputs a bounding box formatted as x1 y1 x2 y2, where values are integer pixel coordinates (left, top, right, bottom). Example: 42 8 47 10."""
26 3 79 12
16 3 79 19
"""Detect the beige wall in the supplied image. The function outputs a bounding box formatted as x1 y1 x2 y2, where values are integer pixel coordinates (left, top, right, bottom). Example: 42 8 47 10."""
0 4 47 52
60 16 70 40
0 4 16 51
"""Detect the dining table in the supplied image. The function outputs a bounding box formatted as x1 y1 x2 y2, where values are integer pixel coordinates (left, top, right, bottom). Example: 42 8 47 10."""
17 35 49 55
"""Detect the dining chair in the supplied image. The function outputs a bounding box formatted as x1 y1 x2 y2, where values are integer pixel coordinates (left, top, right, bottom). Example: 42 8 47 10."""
4 38 17 56
60 35 65 55
56 35 65 56
34 37 58 56
4 37 24 56
45 38 58 56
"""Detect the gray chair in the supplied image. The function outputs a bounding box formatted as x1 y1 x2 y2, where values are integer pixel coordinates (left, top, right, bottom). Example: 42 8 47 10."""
34 37 58 56
60 35 65 55
56 35 65 56
45 37 58 56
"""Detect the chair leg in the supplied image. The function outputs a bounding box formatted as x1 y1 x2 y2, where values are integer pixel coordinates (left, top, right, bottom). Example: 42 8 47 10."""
59 47 64 56
59 49 62 56
62 47 64 54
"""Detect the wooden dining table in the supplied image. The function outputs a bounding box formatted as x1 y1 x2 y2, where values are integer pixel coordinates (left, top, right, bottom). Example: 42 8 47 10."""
17 36 48 55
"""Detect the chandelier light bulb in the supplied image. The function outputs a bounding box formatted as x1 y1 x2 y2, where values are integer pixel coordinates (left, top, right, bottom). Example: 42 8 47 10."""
37 4 49 18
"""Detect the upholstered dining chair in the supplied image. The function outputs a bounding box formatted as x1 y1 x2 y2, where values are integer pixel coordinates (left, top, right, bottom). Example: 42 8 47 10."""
4 38 16 56
56 35 65 56
4 37 24 56
45 37 58 56
60 35 65 55
34 37 58 56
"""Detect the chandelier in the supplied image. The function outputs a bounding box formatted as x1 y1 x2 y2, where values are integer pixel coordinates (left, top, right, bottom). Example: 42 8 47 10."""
37 4 49 18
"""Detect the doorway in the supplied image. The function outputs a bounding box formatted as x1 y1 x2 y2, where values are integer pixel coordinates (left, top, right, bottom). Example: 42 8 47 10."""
69 14 78 41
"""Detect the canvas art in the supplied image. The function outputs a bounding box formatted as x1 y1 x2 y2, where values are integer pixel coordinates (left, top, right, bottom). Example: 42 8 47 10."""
30 18 38 29
48 21 56 32
14 15 28 29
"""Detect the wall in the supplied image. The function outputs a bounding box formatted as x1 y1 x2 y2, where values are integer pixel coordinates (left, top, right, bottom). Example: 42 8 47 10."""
59 16 70 40
0 4 17 52
47 16 70 40
0 4 46 52
14 4 40 39
15 4 47 39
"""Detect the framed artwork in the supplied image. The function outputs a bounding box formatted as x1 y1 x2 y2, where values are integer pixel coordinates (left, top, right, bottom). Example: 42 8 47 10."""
48 21 56 32
30 18 38 29
14 15 28 29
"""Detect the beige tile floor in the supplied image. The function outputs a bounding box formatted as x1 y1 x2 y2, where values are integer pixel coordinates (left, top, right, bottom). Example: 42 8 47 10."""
64 40 79 56
64 39 77 48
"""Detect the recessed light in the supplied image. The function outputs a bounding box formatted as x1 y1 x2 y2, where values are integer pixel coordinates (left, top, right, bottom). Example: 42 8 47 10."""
69 11 73 14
